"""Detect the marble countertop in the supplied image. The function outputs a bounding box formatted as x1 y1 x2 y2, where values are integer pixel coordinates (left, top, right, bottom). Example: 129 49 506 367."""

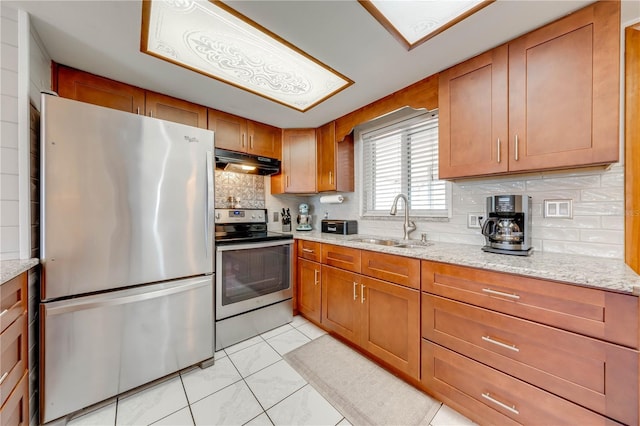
291 231 640 296
1 258 39 285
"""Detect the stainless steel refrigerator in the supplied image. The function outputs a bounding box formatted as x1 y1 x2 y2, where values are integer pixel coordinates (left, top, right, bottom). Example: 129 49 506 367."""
39 94 215 423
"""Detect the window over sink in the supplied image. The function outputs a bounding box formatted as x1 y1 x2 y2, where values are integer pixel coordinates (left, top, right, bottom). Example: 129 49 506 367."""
360 109 450 218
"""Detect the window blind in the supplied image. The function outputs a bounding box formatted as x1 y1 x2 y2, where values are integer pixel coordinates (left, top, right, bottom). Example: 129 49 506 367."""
362 110 449 217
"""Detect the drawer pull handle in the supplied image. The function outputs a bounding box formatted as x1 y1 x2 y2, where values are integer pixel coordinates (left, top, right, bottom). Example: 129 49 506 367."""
496 138 501 163
482 392 519 415
0 372 8 386
482 335 520 352
353 282 358 301
482 288 520 300
314 269 319 285
0 308 8 318
302 248 315 253
361 285 366 304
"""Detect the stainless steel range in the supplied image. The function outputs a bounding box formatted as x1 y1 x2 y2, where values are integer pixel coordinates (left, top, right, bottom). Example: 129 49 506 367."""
214 208 293 350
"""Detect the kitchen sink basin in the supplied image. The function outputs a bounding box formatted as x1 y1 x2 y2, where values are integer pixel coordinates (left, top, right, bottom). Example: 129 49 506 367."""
351 238 400 246
350 238 432 248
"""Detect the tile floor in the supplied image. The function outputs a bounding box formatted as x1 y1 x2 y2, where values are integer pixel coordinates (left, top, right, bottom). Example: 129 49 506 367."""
65 315 476 426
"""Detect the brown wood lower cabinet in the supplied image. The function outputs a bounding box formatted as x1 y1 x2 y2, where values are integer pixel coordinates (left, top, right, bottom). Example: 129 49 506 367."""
423 294 638 425
297 258 321 324
422 341 619 426
320 264 420 378
0 273 29 426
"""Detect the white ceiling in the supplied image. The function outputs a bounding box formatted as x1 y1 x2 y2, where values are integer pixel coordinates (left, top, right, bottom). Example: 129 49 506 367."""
7 0 632 128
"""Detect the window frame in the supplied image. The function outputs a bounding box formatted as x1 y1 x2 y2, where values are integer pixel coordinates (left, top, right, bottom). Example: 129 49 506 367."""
357 109 451 219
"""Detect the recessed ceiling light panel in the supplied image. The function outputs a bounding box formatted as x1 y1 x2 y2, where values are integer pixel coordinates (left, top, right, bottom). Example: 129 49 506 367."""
360 0 494 50
141 0 353 112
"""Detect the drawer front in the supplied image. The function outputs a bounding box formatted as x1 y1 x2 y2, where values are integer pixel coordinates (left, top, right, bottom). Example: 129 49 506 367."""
421 260 639 348
422 341 620 426
0 371 28 426
422 294 638 425
0 313 27 408
361 251 420 290
321 244 361 273
1 274 27 334
297 240 321 262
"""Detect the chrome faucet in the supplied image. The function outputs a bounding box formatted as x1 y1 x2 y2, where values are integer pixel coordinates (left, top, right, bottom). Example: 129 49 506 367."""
390 194 416 240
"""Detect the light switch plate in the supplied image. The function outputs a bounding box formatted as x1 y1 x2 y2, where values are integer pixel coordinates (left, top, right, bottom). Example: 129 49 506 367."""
467 213 484 228
544 199 572 218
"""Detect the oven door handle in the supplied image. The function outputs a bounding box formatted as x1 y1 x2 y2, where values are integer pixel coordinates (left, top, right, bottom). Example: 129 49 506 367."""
215 239 293 252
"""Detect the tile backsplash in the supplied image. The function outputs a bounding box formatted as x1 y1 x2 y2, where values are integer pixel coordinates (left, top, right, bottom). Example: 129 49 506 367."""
215 171 265 209
305 164 625 259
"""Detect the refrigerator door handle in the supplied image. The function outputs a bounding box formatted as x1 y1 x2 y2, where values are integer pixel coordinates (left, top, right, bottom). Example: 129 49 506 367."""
206 150 213 258
45 278 211 316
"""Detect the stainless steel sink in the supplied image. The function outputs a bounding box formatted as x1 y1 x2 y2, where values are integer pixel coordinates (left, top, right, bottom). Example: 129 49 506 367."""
394 242 433 248
351 238 399 246
350 238 432 248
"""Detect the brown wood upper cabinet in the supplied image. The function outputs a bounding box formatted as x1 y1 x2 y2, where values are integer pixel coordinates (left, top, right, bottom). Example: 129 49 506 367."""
439 1 620 179
207 109 281 159
145 91 207 129
54 64 207 129
272 128 317 194
55 64 145 114
316 121 354 193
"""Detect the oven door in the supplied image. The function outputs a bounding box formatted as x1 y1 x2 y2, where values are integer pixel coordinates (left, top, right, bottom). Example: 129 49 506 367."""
215 239 293 320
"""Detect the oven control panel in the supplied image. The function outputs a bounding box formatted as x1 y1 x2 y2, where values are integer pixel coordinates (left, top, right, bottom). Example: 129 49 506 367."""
215 208 267 224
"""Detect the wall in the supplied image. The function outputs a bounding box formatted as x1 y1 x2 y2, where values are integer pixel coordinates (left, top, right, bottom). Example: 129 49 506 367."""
1 4 21 259
308 164 625 259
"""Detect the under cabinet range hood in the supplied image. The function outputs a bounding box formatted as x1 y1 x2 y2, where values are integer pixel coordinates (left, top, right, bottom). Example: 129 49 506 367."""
214 148 281 175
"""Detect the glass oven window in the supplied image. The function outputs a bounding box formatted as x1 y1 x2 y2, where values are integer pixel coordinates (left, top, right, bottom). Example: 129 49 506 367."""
219 244 291 306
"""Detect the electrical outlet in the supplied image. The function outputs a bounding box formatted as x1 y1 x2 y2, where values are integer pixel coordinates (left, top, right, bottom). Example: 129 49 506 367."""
273 211 279 222
544 199 573 218
467 213 483 228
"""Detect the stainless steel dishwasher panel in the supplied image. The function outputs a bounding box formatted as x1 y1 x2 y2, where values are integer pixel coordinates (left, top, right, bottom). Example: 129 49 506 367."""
40 276 214 424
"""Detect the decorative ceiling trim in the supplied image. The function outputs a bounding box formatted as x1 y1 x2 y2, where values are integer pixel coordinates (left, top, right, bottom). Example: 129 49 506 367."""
359 0 495 51
140 0 354 112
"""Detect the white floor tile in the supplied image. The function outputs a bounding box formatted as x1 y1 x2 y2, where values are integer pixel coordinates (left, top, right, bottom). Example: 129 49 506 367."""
181 356 243 403
116 377 189 426
190 381 263 426
67 402 116 426
224 335 264 355
336 418 352 426
296 322 327 340
260 323 295 340
152 407 194 425
243 412 274 426
267 385 343 426
266 328 311 355
214 349 227 360
228 341 282 377
245 360 307 409
430 404 477 426
289 315 310 328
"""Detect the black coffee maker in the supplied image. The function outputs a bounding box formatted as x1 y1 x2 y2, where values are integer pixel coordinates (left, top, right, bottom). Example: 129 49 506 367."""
481 195 532 256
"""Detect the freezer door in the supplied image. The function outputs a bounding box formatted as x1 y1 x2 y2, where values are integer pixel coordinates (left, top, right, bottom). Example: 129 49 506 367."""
40 276 214 424
41 95 214 300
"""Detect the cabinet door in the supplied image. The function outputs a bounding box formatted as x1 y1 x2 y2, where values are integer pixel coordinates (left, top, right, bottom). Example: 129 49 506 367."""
55 64 145 114
360 276 420 378
248 121 281 159
316 121 336 192
208 109 248 152
297 258 322 324
145 91 207 129
438 46 508 179
281 129 316 193
508 1 619 171
321 265 359 342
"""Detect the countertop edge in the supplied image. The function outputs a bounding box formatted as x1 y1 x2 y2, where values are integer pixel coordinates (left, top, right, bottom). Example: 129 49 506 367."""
291 232 640 296
1 258 40 285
